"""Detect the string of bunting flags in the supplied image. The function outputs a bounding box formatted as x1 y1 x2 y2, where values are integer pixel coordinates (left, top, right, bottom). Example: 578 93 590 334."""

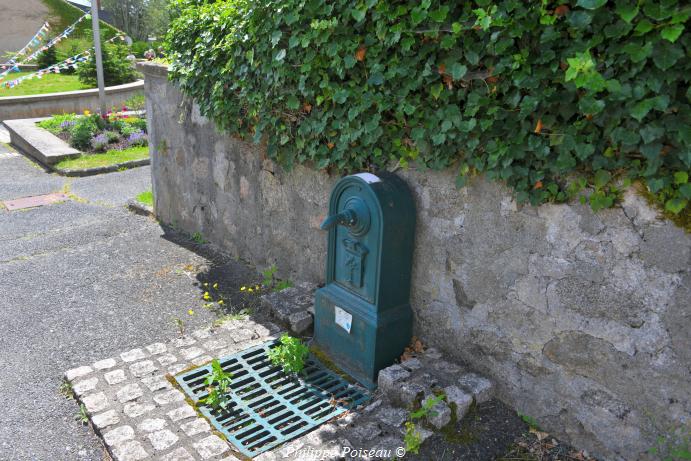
2 34 126 90
0 22 51 74
0 14 89 81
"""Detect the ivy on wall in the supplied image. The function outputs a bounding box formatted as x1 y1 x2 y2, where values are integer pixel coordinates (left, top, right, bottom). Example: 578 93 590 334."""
166 0 690 218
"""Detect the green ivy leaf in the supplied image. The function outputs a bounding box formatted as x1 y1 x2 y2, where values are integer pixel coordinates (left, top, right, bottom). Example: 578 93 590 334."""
630 99 654 121
652 42 684 70
665 198 688 214
634 19 654 35
660 24 684 43
286 95 299 110
430 83 444 100
593 170 612 189
351 9 366 22
450 63 467 80
615 2 639 22
576 0 607 10
589 190 614 212
674 171 688 185
274 49 286 61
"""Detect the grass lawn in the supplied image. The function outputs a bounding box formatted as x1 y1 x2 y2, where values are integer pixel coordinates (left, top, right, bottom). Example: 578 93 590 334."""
55 146 149 170
0 71 93 97
136 190 154 206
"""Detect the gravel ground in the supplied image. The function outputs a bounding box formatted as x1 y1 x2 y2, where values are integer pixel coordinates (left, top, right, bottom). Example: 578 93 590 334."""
0 155 256 460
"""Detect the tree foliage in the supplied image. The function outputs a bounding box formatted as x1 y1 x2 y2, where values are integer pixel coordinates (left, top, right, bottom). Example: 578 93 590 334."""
77 43 139 86
166 0 690 217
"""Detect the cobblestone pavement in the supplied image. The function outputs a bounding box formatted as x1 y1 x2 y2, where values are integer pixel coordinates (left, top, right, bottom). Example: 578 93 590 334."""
0 152 253 460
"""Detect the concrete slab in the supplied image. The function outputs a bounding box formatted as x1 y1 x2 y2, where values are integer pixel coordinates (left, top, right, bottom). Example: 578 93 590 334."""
3 117 80 165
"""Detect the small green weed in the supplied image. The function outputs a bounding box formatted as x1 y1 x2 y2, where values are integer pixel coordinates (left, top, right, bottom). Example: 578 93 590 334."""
212 310 251 328
191 232 207 244
173 317 185 336
649 427 691 461
404 421 423 454
199 359 233 410
74 403 89 425
59 380 74 400
261 264 293 291
267 334 309 374
519 412 542 431
403 393 446 454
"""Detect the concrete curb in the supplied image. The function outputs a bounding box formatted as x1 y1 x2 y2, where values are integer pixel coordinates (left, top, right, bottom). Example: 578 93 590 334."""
57 158 150 177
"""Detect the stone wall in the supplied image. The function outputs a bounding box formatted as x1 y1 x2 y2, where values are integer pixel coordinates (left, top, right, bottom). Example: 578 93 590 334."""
140 62 690 461
0 81 144 121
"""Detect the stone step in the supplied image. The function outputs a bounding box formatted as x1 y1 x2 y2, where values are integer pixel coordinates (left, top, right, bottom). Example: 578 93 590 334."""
3 118 80 166
259 282 316 335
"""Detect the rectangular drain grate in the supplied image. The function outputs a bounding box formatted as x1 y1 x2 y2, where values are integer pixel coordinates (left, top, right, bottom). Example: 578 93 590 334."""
175 339 370 458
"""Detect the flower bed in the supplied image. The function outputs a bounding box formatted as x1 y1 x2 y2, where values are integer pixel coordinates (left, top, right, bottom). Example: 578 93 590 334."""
37 110 148 153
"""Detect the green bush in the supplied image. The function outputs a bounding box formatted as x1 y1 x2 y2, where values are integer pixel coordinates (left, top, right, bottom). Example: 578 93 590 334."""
36 45 58 69
37 114 77 134
166 0 690 219
77 43 139 86
69 116 98 150
124 117 148 131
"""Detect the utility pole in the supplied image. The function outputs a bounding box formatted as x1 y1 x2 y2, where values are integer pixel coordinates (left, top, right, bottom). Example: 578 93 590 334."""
90 0 107 116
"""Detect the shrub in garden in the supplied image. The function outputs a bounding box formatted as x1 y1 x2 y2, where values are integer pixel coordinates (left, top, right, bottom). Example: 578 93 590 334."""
69 117 98 150
36 44 58 69
124 117 148 132
78 43 140 86
166 0 690 220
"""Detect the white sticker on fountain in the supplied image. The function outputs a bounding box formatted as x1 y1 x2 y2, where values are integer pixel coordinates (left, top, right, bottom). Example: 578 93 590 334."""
334 306 353 333
353 173 381 184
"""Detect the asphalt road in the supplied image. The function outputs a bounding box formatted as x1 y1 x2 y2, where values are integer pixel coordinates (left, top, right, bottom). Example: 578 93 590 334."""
0 146 251 460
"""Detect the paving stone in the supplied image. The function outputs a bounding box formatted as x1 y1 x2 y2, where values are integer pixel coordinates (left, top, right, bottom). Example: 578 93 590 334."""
457 373 494 403
167 405 197 422
350 421 383 441
93 358 118 370
142 375 172 392
65 365 93 381
203 338 228 351
288 311 313 334
434 360 463 375
191 355 212 366
168 363 188 375
92 409 120 430
112 440 149 461
124 402 156 418
130 360 158 378
194 435 229 459
396 382 425 407
158 353 179 366
149 429 179 451
73 377 99 397
82 392 109 413
117 383 144 403
180 418 211 436
121 348 148 362
192 329 212 340
424 348 442 360
105 369 127 386
172 336 196 348
180 346 205 361
137 418 168 433
424 397 451 429
154 389 185 405
103 425 135 445
444 385 473 419
159 447 195 461
230 328 256 343
146 343 168 355
400 358 423 371
377 365 410 394
374 407 407 428
252 323 280 337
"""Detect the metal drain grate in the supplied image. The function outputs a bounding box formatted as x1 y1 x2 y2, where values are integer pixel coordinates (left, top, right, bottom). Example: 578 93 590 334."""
175 339 370 458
